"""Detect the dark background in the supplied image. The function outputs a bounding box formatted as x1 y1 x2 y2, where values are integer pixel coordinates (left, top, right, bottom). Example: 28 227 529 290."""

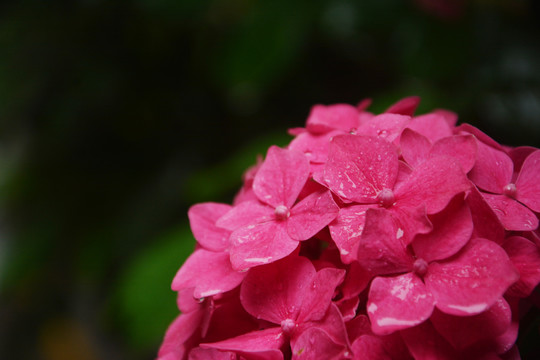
1 0 539 359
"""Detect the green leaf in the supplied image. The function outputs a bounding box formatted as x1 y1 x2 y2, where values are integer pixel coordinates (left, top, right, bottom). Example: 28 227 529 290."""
114 225 195 350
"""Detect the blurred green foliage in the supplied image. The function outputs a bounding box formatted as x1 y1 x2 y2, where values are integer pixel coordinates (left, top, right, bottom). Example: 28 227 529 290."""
115 225 194 351
0 0 539 359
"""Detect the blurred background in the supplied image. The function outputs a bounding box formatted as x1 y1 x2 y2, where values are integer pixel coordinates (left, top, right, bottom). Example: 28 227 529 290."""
0 0 539 359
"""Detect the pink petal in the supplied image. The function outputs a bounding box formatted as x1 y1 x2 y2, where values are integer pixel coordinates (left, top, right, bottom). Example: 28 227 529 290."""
399 128 432 168
240 255 315 324
523 227 540 248
177 288 202 313
229 221 299 270
425 238 519 316
292 327 350 360
172 249 246 299
385 96 421 116
158 354 182 360
357 98 372 112
407 113 453 142
323 135 399 203
309 163 327 188
357 113 411 143
357 209 414 275
469 140 513 194
358 111 375 125
299 303 350 347
489 297 520 355
158 311 204 360
377 334 412 360
508 146 536 174
298 267 346 323
395 161 413 188
430 134 477 173
482 193 538 231
288 190 339 241
340 261 372 299
395 155 470 214
288 130 343 164
455 123 504 151
367 273 434 335
466 186 505 244
337 297 360 322
515 149 540 212
201 327 285 360
502 236 540 297
288 127 306 136
233 185 259 205
305 104 360 134
329 204 374 263
387 203 433 245
188 203 232 251
297 178 328 201
351 335 392 360
348 318 412 359
188 348 236 360
412 196 473 262
434 109 458 127
253 146 310 208
216 201 273 232
430 298 512 350
203 293 259 343
346 314 372 340
401 320 460 360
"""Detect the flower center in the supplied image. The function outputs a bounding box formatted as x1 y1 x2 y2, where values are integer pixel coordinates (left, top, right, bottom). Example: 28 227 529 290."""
281 318 296 335
274 205 290 221
502 183 517 198
377 188 395 208
413 258 428 277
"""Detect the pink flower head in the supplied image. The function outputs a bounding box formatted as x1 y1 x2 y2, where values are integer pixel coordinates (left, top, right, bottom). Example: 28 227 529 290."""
159 96 539 360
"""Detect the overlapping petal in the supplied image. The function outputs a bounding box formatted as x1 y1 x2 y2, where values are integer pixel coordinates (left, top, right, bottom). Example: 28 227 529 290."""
502 236 540 297
430 298 512 350
329 204 373 263
288 190 339 241
425 238 519 316
394 155 470 214
323 135 399 203
253 146 310 208
482 193 538 231
229 221 299 270
515 149 540 212
412 197 473 262
468 140 513 194
367 273 434 335
201 327 285 360
305 104 359 134
357 209 414 275
172 249 246 299
292 327 350 360
188 203 232 251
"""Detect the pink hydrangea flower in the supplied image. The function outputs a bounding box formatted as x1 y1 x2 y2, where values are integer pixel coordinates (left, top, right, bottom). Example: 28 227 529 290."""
158 96 540 360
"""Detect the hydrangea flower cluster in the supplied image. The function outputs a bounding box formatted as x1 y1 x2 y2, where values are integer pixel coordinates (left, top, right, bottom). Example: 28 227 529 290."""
158 97 540 360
